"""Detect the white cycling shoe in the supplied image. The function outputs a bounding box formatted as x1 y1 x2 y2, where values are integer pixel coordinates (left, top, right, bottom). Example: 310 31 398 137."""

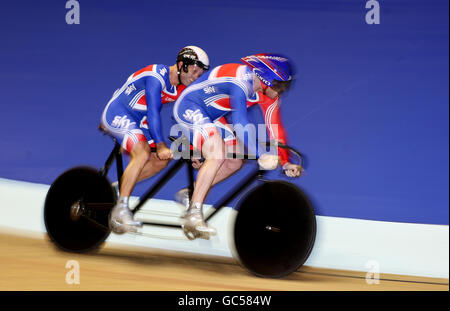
109 198 143 234
182 203 216 240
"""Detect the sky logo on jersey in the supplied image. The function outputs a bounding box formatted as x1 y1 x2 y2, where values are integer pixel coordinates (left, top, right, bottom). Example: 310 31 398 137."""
203 86 216 94
159 67 167 76
112 115 136 129
125 84 136 96
183 109 209 124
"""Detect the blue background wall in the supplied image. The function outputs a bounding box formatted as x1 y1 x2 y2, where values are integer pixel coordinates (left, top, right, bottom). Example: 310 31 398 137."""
0 0 448 224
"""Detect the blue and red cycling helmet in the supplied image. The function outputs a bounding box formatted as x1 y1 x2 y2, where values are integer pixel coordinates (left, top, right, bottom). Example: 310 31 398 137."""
241 53 294 93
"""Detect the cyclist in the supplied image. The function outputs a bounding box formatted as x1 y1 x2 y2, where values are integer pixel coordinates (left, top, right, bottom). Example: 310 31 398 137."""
101 46 210 233
173 53 302 239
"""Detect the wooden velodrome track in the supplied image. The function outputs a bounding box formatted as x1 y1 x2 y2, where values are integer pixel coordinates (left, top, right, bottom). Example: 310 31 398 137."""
0 228 448 291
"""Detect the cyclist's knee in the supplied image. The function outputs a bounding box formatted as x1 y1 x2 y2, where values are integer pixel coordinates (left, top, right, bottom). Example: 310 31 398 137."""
202 134 226 161
130 142 151 163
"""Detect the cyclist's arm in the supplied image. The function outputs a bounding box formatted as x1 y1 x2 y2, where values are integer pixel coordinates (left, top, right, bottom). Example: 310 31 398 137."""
258 95 290 166
229 86 261 158
145 76 164 144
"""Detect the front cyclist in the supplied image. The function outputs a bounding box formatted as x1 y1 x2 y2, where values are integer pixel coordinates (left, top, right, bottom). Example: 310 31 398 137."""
101 46 210 234
173 53 303 240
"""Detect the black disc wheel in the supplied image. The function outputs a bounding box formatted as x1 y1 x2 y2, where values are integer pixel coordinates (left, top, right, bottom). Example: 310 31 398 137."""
232 180 316 278
44 166 116 253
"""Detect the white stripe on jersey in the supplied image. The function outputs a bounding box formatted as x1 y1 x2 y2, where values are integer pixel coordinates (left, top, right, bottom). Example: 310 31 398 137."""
205 93 232 112
133 102 148 111
163 86 177 96
208 102 232 112
129 90 146 108
204 94 230 106
121 129 142 150
208 66 220 79
265 99 279 138
247 92 260 104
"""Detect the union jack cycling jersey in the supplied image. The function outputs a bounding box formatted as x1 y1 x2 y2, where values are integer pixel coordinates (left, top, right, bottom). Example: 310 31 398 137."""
173 63 290 165
101 64 186 152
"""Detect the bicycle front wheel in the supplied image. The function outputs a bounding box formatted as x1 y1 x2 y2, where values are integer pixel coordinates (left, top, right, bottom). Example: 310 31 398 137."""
232 180 316 278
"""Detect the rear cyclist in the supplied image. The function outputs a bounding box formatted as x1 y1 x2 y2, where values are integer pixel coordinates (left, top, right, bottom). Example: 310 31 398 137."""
101 46 210 233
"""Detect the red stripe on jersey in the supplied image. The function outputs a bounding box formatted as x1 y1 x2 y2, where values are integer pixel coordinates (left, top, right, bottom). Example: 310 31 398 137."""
161 84 186 104
225 140 237 146
135 133 147 142
215 63 242 78
195 133 204 151
213 97 231 110
137 94 147 108
125 137 134 153
178 83 186 93
132 64 154 78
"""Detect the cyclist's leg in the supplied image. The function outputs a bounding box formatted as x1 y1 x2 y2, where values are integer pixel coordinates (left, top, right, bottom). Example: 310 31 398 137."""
134 119 170 182
191 128 227 205
174 99 222 237
101 102 149 231
173 116 242 206
182 129 223 238
102 104 169 191
120 137 169 195
137 152 169 182
208 117 243 186
120 140 150 197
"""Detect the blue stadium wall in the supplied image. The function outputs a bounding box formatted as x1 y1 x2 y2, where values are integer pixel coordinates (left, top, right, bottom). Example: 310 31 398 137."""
0 0 448 225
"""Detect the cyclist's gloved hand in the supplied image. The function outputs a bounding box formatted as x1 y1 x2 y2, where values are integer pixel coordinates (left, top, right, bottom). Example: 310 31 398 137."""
258 154 279 170
191 158 203 169
282 163 305 178
156 142 173 160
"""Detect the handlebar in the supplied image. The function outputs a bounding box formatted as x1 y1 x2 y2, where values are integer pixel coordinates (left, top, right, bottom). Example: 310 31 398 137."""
168 136 305 168
100 127 305 174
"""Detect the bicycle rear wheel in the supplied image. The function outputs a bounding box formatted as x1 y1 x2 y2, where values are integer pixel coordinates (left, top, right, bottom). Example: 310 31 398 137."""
44 166 115 253
232 180 316 278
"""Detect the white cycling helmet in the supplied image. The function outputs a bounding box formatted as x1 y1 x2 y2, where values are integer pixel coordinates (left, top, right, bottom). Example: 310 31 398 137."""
176 46 210 72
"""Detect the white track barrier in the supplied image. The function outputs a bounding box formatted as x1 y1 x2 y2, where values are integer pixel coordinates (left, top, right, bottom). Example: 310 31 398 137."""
0 177 448 278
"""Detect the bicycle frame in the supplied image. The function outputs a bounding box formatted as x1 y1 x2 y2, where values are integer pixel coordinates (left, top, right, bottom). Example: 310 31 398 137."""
96 138 267 230
94 130 304 230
